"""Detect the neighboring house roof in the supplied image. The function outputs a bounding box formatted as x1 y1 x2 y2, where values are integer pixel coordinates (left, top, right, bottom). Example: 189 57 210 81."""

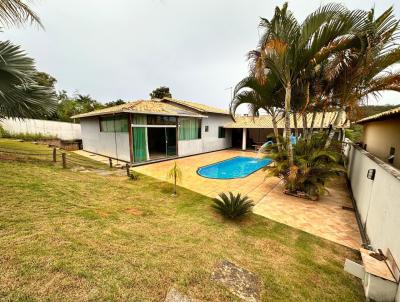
357 106 400 124
71 100 206 119
224 112 349 129
161 98 229 115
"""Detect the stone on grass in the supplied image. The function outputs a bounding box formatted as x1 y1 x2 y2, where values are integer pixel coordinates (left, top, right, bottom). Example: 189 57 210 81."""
165 287 194 302
211 260 261 302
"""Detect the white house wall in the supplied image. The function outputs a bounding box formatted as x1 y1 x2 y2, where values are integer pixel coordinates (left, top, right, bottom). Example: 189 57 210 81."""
178 114 232 156
80 117 130 162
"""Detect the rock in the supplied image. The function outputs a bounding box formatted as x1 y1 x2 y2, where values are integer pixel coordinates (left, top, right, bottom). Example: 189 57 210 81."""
165 287 194 302
211 260 261 302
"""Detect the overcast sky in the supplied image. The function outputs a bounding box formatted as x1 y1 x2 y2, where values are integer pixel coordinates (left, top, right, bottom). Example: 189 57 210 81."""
2 0 400 110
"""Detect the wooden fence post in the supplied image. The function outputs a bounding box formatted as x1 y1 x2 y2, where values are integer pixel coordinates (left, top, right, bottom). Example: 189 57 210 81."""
109 158 112 168
126 164 130 177
53 147 57 162
62 153 66 168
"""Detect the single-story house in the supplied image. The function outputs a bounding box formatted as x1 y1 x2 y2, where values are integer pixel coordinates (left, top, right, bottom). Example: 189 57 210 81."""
72 98 348 164
357 106 400 169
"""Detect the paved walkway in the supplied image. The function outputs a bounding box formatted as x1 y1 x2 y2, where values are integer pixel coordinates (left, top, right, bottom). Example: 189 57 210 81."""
85 149 361 249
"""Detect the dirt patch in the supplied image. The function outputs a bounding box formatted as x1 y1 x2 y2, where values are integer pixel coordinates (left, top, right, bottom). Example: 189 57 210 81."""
126 208 143 216
96 210 109 218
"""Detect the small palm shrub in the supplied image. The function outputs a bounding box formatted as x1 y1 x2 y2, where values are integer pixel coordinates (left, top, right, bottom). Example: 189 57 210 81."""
212 192 254 219
166 161 182 196
264 133 345 200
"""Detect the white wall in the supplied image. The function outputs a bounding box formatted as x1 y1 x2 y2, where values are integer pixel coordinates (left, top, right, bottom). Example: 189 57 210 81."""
344 141 400 300
80 117 130 162
178 114 232 156
1 118 81 140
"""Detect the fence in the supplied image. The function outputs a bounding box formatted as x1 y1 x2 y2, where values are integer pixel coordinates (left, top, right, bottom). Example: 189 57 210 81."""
0 146 131 175
1 118 81 140
344 140 400 292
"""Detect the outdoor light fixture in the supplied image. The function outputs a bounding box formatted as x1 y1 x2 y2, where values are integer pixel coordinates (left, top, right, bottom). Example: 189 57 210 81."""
367 169 376 180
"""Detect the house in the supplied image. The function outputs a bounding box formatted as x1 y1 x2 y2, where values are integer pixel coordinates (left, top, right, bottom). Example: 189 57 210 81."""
73 98 349 164
72 98 232 163
357 106 400 169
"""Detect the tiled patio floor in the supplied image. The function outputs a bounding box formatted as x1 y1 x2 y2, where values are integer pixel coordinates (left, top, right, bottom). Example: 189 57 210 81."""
133 150 361 249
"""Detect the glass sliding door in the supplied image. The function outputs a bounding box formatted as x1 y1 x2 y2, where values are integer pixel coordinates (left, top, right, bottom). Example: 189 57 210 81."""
165 127 177 157
132 115 148 162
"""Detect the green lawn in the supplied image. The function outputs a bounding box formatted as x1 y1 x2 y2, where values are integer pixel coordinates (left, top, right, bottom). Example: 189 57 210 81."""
0 139 363 301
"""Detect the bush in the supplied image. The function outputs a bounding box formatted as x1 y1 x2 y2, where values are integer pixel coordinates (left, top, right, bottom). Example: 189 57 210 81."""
0 125 10 138
265 133 345 200
212 192 254 220
0 127 57 141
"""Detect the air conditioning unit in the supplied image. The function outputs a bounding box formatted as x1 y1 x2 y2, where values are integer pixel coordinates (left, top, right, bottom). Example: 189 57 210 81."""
344 248 399 302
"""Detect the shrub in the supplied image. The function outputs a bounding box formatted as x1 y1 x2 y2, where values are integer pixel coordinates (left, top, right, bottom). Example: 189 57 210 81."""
212 192 254 220
264 133 345 200
0 125 10 138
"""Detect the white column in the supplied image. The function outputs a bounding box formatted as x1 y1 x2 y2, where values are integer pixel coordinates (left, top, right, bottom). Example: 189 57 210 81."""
242 128 247 150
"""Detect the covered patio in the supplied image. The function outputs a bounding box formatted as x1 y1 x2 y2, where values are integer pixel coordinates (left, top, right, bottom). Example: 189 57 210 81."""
225 112 348 150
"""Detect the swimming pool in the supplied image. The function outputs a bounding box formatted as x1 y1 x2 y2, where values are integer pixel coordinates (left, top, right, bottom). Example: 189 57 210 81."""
197 156 272 179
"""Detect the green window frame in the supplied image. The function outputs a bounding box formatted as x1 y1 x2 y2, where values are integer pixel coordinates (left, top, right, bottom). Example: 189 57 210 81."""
218 126 225 138
100 116 128 132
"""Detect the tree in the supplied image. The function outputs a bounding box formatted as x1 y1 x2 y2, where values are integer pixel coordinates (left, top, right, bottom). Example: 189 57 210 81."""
0 0 57 119
0 41 57 119
231 73 284 150
323 7 400 148
150 86 172 99
35 72 57 88
0 0 42 28
54 93 104 122
105 99 126 107
166 161 182 196
248 3 357 164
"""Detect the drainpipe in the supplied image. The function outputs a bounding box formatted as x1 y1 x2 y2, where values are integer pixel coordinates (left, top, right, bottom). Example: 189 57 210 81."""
242 128 247 150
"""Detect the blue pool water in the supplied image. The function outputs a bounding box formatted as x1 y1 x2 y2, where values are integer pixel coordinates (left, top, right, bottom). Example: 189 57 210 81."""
197 156 272 179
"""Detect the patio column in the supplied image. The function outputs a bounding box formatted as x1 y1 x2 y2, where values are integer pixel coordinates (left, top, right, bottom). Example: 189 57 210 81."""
242 128 247 150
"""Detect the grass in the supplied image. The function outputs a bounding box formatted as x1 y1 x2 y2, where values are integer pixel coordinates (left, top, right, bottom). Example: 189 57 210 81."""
0 138 108 170
0 139 364 301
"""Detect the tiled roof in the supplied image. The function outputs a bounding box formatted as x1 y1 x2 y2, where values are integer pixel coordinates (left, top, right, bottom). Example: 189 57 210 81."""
357 106 400 124
161 98 229 115
224 112 349 129
71 100 206 119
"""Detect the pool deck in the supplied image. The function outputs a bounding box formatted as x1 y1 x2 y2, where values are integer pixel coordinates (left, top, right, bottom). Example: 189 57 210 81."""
133 149 362 250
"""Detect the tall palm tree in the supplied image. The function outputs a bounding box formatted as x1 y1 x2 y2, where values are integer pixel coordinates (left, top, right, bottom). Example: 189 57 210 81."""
231 72 284 150
323 6 400 148
248 3 358 165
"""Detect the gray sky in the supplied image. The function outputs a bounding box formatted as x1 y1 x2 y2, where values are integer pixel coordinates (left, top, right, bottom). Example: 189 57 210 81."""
3 0 400 110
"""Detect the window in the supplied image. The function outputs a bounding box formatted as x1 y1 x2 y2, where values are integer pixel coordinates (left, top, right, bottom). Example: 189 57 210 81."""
100 116 128 132
205 125 209 132
178 118 201 140
218 126 225 138
147 115 177 125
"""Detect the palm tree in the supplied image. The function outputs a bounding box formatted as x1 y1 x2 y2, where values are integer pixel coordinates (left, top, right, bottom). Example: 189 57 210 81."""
249 3 357 165
166 161 182 196
323 6 400 148
0 0 56 119
0 0 42 28
0 41 56 119
230 72 284 150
